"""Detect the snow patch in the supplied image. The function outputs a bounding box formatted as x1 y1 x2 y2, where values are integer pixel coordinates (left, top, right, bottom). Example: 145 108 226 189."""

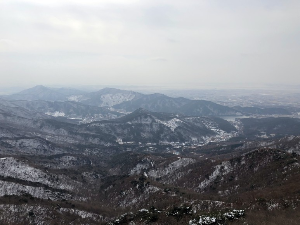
45 111 65 117
0 157 79 191
0 180 74 201
100 93 135 106
155 118 182 131
67 95 84 102
199 161 233 190
148 158 195 179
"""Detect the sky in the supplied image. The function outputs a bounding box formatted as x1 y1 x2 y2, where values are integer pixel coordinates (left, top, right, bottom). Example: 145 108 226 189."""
1 0 300 89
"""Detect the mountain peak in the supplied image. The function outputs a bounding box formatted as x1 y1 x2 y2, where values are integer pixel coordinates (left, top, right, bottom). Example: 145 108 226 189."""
13 85 52 96
23 85 50 92
94 87 129 95
8 85 64 101
33 85 48 89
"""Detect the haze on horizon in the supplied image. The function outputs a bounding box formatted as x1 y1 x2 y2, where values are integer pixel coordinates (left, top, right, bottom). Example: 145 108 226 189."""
1 0 300 88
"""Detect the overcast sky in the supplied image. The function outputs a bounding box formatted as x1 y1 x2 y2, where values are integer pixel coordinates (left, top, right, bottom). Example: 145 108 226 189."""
1 0 300 88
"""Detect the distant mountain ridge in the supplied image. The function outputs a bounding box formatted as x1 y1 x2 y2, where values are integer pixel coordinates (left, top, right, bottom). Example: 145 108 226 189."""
4 85 86 101
10 99 122 123
1 85 293 118
85 108 237 143
0 103 237 148
80 87 143 107
113 93 189 113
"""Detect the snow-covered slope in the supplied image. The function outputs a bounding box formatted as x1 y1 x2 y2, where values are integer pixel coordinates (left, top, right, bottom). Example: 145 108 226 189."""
0 157 80 191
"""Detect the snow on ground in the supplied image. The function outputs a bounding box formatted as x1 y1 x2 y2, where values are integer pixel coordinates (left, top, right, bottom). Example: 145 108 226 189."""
0 204 107 224
148 158 195 179
67 95 84 102
132 116 153 124
129 163 150 175
0 180 73 200
198 161 233 190
45 111 65 117
0 157 78 191
119 185 161 208
5 138 49 150
0 128 16 138
100 93 135 106
43 155 90 169
59 208 107 221
155 118 182 131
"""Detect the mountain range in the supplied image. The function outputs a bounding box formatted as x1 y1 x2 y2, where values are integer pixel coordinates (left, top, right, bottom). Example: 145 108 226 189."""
84 108 237 144
0 138 299 224
1 86 293 120
0 85 300 224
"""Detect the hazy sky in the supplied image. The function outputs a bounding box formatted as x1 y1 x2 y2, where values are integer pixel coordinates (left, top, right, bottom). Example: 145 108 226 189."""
1 0 300 88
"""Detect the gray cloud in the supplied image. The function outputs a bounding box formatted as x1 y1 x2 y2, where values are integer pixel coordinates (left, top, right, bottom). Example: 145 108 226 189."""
0 0 300 88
